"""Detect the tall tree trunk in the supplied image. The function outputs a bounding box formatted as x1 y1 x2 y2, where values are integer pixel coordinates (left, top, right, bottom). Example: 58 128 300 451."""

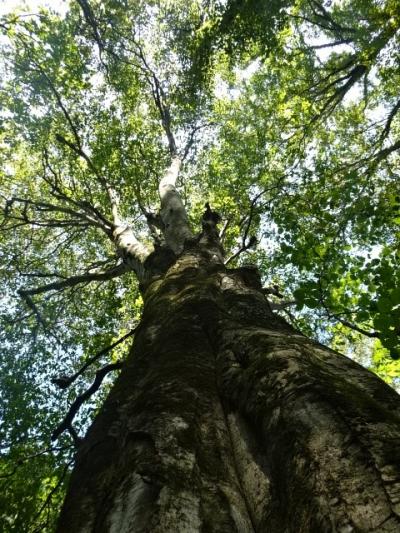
57 249 400 532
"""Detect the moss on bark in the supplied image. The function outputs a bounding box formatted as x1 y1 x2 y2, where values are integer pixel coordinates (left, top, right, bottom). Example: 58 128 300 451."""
58 250 400 532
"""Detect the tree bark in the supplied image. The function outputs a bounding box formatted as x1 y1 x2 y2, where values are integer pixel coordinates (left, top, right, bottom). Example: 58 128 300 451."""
57 249 400 532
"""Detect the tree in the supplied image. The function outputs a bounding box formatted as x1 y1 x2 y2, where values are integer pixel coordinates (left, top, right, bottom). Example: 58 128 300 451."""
1 0 400 531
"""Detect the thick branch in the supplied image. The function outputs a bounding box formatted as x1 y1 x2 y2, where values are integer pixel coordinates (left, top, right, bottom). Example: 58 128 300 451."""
70 4 190 254
158 156 193 254
373 139 400 164
112 225 151 277
219 218 230 245
159 155 181 195
198 203 224 261
270 300 297 311
75 0 104 51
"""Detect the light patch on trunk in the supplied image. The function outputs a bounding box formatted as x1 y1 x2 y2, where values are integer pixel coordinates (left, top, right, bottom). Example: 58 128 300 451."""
303 410 394 530
108 473 158 533
146 325 161 343
168 416 189 431
227 412 272 528
157 487 201 532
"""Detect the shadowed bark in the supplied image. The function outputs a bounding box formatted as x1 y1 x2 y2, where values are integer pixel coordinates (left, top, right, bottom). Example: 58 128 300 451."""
57 247 400 532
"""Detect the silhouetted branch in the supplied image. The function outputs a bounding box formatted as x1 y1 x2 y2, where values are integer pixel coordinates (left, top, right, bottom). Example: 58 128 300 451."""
219 218 230 245
67 426 83 448
380 98 400 140
42 149 114 234
224 236 257 266
182 122 215 160
307 0 356 35
319 291 379 339
34 63 82 150
3 194 110 234
32 460 73 526
75 0 104 51
373 139 400 164
18 262 128 297
0 445 70 479
309 39 353 49
312 64 367 120
332 314 379 338
52 327 137 389
51 362 123 441
18 292 47 330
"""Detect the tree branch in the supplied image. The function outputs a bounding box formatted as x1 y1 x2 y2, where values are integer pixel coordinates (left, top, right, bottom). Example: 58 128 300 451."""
52 327 137 389
332 314 379 338
42 149 114 234
380 98 400 140
373 139 400 164
3 195 108 233
112 224 152 277
309 39 353 50
54 134 125 229
219 218 230 246
18 262 129 297
18 292 47 330
0 445 70 479
33 63 82 150
270 300 297 311
158 155 193 253
51 362 123 441
224 236 257 266
32 460 73 526
75 0 104 51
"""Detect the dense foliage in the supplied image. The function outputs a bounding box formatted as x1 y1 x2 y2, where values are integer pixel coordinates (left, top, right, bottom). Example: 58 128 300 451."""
0 0 399 529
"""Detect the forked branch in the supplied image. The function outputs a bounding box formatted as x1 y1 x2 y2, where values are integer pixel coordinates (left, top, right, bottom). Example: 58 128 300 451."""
18 262 128 297
51 361 123 441
224 236 257 266
52 327 137 389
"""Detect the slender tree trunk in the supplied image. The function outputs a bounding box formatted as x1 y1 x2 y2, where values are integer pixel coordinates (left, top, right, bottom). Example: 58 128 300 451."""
57 249 400 532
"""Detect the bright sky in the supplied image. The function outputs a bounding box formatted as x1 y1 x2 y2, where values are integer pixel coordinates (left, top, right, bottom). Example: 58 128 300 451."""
0 0 67 16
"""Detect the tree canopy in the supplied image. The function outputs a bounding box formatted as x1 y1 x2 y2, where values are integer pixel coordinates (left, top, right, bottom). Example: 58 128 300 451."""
1 0 399 529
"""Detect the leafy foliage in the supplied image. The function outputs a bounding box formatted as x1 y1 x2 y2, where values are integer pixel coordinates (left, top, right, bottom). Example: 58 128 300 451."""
0 0 399 528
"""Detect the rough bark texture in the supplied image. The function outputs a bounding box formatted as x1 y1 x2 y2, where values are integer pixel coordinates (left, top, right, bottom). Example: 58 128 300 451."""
58 248 400 532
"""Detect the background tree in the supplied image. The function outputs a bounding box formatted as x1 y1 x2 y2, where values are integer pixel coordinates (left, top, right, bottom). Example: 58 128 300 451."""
0 0 400 530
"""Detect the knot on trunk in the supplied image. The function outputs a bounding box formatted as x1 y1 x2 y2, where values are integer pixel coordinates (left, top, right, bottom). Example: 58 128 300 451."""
231 265 263 291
